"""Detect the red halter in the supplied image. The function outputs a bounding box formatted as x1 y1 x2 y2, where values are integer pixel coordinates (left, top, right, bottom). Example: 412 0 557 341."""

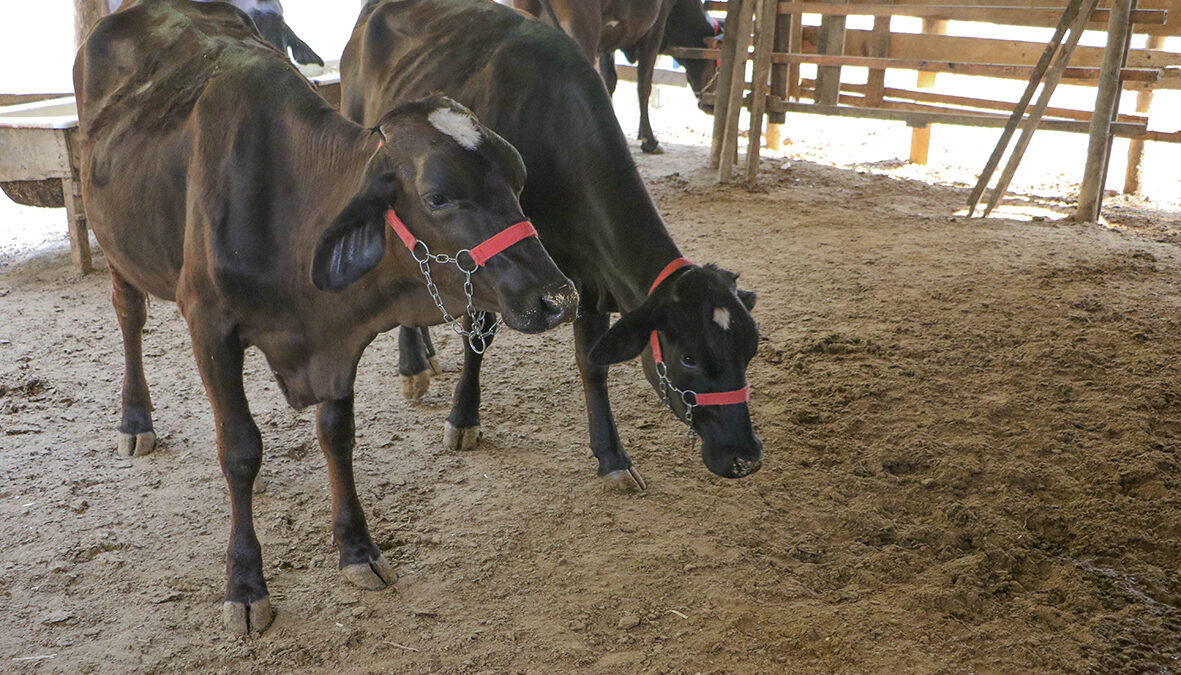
385 210 538 266
647 257 750 407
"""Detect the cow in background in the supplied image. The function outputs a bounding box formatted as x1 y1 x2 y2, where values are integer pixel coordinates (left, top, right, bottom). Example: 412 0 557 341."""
77 0 575 633
515 0 720 153
343 0 762 492
106 0 323 65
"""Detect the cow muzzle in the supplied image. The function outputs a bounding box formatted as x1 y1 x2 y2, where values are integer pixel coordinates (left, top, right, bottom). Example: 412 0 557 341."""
696 411 763 478
500 279 578 333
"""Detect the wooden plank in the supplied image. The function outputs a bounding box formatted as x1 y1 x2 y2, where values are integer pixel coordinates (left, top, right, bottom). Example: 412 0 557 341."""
770 3 1167 25
815 0 850 104
667 47 1162 80
0 127 73 182
1076 0 1135 221
760 98 1148 135
614 64 688 87
806 79 1145 121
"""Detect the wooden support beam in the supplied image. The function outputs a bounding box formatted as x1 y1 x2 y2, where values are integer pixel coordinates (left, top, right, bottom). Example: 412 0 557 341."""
62 128 92 274
718 0 759 182
1124 34 1165 194
815 0 850 104
981 0 1098 217
865 4 895 106
766 6 794 148
710 0 749 169
746 0 781 182
1076 0 1135 222
910 18 947 164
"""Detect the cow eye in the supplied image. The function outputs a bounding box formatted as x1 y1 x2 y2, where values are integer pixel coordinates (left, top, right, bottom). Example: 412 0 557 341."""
425 193 450 209
680 353 698 369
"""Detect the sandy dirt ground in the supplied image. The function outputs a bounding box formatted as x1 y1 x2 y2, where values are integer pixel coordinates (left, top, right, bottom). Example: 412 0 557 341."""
3 110 1181 674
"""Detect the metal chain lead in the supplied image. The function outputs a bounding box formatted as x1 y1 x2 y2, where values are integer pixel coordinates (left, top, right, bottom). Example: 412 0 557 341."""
409 242 503 354
654 360 699 440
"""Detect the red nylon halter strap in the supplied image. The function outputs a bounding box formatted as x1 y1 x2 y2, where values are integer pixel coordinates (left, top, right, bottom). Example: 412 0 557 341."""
647 257 750 407
384 210 537 266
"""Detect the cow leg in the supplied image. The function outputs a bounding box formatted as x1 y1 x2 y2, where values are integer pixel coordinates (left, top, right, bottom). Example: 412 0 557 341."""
111 270 156 457
574 312 646 492
189 322 272 635
443 313 494 451
318 396 395 590
600 52 619 96
636 31 665 154
397 326 441 400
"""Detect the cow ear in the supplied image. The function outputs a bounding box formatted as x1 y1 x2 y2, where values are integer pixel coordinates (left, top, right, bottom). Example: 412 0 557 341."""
311 177 394 292
589 307 657 366
284 24 324 66
737 289 756 311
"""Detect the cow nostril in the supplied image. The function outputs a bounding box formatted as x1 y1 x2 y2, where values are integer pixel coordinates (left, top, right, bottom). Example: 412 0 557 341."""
731 457 762 478
539 284 578 322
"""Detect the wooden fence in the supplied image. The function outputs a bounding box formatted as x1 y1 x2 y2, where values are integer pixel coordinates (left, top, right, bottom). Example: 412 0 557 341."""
670 0 1178 214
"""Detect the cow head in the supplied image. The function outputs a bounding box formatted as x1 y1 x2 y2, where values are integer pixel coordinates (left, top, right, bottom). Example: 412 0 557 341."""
589 265 761 478
311 96 578 333
665 0 723 114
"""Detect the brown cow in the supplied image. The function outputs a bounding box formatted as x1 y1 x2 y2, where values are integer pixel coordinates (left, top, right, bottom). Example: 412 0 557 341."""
515 0 721 153
76 0 576 633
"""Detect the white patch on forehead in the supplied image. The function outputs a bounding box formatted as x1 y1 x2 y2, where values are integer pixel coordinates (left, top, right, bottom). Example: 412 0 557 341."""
428 107 482 151
713 307 731 330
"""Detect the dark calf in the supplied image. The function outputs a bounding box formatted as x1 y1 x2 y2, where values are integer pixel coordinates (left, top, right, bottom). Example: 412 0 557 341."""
77 0 573 634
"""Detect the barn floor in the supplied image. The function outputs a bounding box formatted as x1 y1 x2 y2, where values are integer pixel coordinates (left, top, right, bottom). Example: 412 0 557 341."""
2 135 1181 673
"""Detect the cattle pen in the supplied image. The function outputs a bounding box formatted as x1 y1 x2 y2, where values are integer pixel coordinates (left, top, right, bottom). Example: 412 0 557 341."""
2 1 1181 673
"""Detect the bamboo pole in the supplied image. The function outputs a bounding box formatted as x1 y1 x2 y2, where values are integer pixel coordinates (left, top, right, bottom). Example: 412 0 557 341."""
1075 0 1135 222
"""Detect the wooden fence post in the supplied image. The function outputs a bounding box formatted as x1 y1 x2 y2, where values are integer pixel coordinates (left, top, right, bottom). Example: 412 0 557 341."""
1123 34 1164 195
814 0 850 104
765 9 793 150
74 0 107 49
1076 0 1135 222
909 17 947 164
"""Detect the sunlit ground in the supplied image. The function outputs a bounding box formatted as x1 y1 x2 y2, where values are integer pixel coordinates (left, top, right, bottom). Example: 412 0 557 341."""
1 1 1177 258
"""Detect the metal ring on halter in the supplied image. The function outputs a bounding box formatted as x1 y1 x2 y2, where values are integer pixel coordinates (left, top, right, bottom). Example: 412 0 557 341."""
681 390 698 408
454 250 480 274
410 241 432 265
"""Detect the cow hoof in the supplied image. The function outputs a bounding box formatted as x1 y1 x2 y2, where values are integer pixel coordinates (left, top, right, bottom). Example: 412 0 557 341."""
443 421 480 451
340 554 395 590
602 466 647 493
116 431 156 457
253 475 266 494
428 356 443 376
222 596 274 635
401 371 432 400
640 139 663 154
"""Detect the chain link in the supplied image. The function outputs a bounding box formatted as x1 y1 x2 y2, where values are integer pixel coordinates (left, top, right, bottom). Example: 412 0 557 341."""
409 241 503 354
655 360 699 440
